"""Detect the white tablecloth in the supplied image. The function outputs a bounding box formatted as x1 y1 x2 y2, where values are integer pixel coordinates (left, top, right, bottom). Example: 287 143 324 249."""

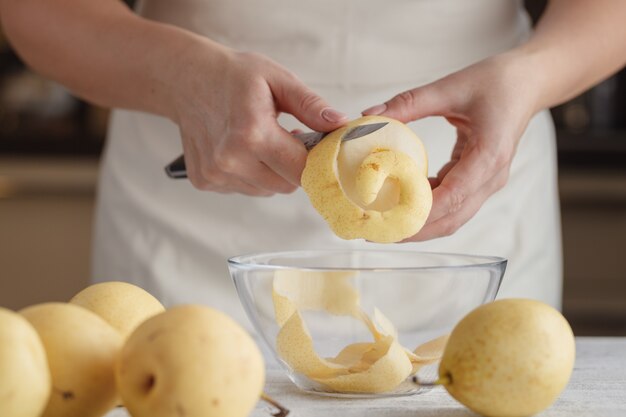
106 337 626 417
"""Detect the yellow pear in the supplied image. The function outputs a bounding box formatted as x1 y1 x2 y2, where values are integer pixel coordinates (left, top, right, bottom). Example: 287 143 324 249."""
70 281 165 339
116 305 265 417
0 307 51 417
20 303 123 417
438 299 575 417
301 115 432 243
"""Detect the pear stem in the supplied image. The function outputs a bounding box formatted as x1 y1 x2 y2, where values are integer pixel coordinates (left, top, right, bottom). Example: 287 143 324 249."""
261 392 290 417
411 374 450 387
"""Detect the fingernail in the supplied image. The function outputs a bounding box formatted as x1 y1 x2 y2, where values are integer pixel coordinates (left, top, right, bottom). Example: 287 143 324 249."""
362 103 387 115
321 108 348 123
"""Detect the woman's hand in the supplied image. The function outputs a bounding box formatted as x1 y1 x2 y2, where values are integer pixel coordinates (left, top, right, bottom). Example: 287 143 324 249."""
363 52 541 241
0 0 349 197
361 0 626 242
171 42 348 196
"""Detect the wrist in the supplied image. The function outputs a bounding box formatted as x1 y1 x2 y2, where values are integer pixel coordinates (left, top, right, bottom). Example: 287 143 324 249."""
501 44 560 114
131 19 234 123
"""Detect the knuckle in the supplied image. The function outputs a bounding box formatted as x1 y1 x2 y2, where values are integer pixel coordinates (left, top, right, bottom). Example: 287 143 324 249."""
188 175 213 191
298 91 323 112
495 171 510 190
199 166 226 187
213 154 238 174
394 90 417 108
492 152 511 171
186 164 213 191
242 133 266 151
229 126 264 150
444 184 466 215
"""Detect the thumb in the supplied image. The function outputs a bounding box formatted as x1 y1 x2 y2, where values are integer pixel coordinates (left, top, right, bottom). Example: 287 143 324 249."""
268 71 348 132
362 83 448 123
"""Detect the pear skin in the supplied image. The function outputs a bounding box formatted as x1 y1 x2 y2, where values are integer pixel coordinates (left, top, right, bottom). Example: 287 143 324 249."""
0 307 51 417
438 299 575 417
20 303 122 417
70 281 164 339
116 305 265 417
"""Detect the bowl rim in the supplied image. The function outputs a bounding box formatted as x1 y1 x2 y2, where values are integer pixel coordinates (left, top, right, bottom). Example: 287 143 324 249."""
227 249 507 272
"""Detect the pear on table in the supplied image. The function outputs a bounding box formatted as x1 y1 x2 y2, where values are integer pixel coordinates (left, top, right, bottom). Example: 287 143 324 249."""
116 305 265 417
20 302 122 417
70 281 165 339
437 298 576 417
0 307 51 417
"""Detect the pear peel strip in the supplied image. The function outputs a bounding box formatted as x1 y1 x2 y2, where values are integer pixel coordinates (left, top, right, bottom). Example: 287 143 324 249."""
312 337 413 393
276 306 447 392
273 270 361 325
272 270 448 393
276 311 347 379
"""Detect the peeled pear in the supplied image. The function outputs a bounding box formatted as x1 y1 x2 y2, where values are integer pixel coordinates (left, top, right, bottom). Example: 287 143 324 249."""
0 307 51 417
116 305 264 417
438 299 575 417
20 302 122 417
302 115 432 243
70 281 165 339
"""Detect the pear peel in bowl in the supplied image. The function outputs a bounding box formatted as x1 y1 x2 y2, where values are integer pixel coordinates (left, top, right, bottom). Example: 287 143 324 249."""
301 115 432 243
272 270 447 394
229 250 507 397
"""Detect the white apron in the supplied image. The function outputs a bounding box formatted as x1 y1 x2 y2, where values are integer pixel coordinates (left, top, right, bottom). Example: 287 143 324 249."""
92 0 562 328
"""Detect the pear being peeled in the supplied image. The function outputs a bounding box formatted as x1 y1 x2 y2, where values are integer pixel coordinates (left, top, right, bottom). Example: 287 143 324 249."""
116 305 264 417
302 115 432 243
0 307 51 417
438 299 575 417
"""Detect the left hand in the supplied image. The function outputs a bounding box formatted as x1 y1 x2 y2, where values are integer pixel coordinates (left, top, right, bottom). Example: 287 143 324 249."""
362 52 541 241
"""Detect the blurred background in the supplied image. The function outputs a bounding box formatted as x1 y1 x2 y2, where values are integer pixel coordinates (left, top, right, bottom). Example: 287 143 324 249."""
0 1 624 335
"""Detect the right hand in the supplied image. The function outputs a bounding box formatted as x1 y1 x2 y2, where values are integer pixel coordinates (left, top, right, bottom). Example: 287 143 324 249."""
169 41 348 196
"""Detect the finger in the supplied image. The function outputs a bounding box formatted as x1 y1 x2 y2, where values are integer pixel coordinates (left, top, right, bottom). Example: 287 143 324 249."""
362 83 451 123
434 159 458 186
205 151 297 194
233 159 298 194
258 124 309 186
183 139 276 196
268 70 348 132
192 169 276 197
420 136 506 228
228 178 276 197
408 167 509 241
181 138 210 191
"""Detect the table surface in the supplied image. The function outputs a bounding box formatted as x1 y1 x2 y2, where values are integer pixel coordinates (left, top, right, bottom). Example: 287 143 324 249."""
107 337 626 417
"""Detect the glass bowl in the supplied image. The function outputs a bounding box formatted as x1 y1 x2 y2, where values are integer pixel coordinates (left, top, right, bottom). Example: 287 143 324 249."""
229 250 506 398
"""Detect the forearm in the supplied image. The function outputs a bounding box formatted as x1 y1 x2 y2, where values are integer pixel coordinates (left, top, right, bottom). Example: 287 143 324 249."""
0 0 229 120
512 0 626 112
